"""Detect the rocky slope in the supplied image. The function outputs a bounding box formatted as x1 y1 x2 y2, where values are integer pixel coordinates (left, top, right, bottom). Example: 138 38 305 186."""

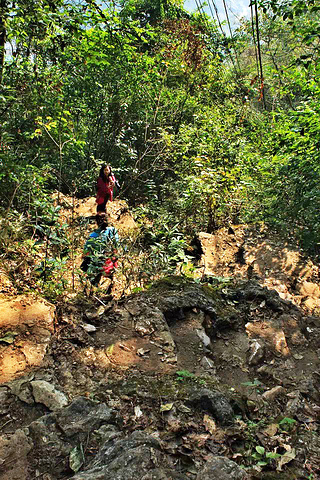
0 275 319 480
0 200 319 480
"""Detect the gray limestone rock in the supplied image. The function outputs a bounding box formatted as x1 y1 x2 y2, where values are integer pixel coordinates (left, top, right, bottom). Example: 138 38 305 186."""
31 380 68 410
8 375 35 404
151 278 217 319
201 356 216 370
0 429 33 480
248 340 265 366
54 396 117 437
71 431 185 480
125 301 167 336
27 397 118 477
27 415 72 475
121 276 263 344
0 386 13 414
188 388 234 425
196 456 247 480
232 281 288 313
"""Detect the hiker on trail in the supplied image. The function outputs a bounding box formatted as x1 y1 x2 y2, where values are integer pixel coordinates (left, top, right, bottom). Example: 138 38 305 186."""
96 164 119 213
81 213 119 288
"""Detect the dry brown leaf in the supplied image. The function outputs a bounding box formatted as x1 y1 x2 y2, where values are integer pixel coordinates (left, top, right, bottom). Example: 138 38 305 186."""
203 414 217 434
263 423 278 437
187 433 210 447
277 447 296 471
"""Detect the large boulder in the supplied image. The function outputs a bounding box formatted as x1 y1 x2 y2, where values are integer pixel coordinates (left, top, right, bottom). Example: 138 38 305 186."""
27 397 118 476
71 431 185 480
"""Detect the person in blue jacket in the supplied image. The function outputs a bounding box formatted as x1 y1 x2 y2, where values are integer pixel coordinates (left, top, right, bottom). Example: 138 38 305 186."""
81 213 119 288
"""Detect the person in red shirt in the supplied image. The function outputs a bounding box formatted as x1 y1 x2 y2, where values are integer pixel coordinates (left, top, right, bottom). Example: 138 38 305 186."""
96 164 118 213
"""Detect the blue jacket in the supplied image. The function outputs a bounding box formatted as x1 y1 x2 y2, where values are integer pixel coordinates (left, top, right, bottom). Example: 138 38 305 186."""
84 227 119 256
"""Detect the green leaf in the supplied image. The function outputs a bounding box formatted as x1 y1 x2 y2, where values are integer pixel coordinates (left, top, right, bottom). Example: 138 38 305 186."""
279 417 296 425
0 332 18 344
132 287 144 293
266 452 281 459
69 445 84 473
176 370 195 378
106 344 114 355
256 446 265 455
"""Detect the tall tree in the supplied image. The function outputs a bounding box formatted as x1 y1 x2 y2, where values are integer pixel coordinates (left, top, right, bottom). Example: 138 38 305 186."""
0 0 7 84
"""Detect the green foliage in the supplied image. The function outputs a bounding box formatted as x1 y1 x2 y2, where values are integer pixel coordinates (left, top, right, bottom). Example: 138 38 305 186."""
247 96 320 254
1 0 320 298
175 370 195 381
250 445 281 467
278 417 296 426
241 379 264 393
234 0 320 255
278 417 297 432
118 218 193 293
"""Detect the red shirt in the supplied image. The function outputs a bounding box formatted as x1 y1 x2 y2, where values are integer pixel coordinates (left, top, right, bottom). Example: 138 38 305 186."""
96 175 116 204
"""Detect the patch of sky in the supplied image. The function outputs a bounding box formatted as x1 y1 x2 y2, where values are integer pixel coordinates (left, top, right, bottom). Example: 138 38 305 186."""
184 0 250 31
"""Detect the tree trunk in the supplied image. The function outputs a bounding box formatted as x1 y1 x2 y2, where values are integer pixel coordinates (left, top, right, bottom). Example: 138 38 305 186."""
0 0 7 85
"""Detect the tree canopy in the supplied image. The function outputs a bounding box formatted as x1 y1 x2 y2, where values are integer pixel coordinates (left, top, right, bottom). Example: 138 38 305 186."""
1 0 320 295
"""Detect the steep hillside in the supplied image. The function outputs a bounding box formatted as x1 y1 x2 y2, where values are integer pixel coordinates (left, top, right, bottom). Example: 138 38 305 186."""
0 203 319 480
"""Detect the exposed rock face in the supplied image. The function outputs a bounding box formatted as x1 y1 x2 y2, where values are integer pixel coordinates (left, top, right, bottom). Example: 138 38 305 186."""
195 225 320 313
71 431 185 480
197 232 219 272
233 282 289 312
125 276 239 339
298 281 320 298
54 397 116 437
246 322 290 356
303 296 320 311
0 396 187 480
196 456 248 480
0 387 12 414
1 274 319 479
122 277 221 358
27 397 118 476
126 278 218 324
151 278 217 319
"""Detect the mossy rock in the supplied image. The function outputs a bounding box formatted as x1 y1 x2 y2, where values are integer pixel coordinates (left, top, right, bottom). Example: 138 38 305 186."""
148 275 198 292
